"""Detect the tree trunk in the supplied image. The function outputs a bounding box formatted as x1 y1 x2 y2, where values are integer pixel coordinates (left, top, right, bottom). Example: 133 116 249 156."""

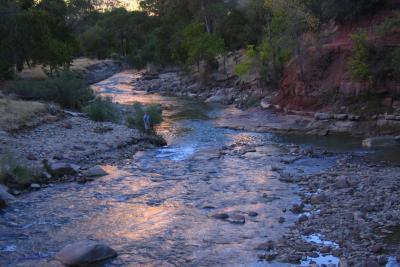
201 0 212 34
266 15 277 77
294 29 305 82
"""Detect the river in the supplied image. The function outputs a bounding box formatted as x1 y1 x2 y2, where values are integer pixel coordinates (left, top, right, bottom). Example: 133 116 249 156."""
0 71 397 267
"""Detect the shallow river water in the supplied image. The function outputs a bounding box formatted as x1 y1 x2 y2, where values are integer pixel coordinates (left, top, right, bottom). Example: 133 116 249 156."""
0 72 396 267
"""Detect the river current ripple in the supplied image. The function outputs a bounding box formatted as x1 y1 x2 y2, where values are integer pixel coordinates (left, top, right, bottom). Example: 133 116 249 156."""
0 72 346 266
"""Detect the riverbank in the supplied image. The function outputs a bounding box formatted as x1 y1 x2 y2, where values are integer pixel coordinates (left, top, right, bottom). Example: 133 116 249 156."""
219 141 400 266
130 69 400 266
134 68 400 139
0 66 164 200
16 58 126 84
0 110 164 192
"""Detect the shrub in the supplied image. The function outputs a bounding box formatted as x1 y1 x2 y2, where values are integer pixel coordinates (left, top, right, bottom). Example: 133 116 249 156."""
234 62 252 77
126 116 136 128
132 102 162 132
46 72 94 109
83 96 120 122
348 31 400 84
0 149 33 186
234 45 258 77
6 71 93 110
347 32 373 83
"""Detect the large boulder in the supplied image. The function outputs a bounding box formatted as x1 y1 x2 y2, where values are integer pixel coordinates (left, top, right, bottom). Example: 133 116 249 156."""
50 163 80 177
55 240 117 266
83 166 108 178
362 136 399 148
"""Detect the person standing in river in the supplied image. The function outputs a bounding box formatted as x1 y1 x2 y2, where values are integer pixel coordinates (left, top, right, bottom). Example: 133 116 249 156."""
143 111 151 133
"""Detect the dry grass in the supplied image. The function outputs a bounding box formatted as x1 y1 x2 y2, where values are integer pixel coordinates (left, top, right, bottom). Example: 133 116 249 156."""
70 58 102 71
16 57 103 80
0 98 47 131
17 65 47 80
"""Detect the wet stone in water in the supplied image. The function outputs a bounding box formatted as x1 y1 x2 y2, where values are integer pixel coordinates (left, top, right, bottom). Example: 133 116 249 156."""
248 211 258 217
211 213 229 220
227 214 245 225
146 199 163 206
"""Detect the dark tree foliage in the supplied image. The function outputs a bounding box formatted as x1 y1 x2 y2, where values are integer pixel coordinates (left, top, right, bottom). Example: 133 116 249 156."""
0 0 392 80
306 0 387 23
0 0 75 79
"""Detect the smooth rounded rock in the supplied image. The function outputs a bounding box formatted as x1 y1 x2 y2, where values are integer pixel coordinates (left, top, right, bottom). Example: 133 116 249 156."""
83 166 108 177
227 214 245 225
55 240 117 266
50 163 80 177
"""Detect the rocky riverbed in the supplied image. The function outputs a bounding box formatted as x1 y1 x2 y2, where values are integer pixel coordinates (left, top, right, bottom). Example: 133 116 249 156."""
0 112 165 198
220 141 400 266
1 70 399 267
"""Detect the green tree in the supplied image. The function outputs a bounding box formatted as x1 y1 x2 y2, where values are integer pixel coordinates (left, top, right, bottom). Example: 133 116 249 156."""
181 22 226 68
79 25 114 58
0 0 75 78
266 0 318 81
0 1 18 79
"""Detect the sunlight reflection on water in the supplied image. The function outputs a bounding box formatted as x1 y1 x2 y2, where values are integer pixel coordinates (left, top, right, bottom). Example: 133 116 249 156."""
1 71 391 266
